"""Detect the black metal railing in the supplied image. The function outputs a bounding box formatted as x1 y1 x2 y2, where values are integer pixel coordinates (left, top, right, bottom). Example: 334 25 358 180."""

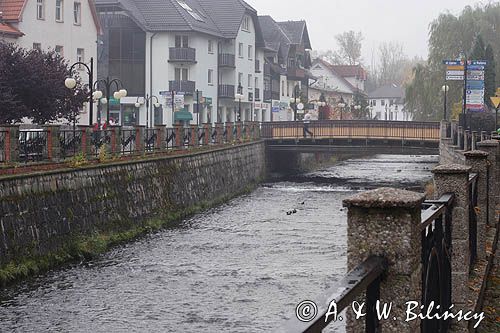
0 130 8 162
197 126 205 146
222 126 228 143
275 256 387 333
59 129 83 158
169 80 196 95
18 130 49 162
169 47 196 62
165 128 176 149
219 53 236 67
468 173 478 268
91 130 112 156
183 127 191 147
121 129 136 154
144 128 158 152
420 193 454 333
219 84 235 99
211 126 218 144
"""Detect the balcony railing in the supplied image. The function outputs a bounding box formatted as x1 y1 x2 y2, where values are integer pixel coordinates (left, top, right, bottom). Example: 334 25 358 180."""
255 60 261 73
287 66 306 80
218 84 235 99
168 47 196 63
264 63 271 76
254 88 260 101
263 90 280 101
218 54 235 68
169 80 196 95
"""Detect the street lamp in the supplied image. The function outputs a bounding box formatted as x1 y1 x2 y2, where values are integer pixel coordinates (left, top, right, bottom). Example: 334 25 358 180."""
290 85 300 120
353 104 361 119
338 96 346 120
65 57 94 127
135 94 160 128
442 84 449 121
93 77 127 125
235 83 244 123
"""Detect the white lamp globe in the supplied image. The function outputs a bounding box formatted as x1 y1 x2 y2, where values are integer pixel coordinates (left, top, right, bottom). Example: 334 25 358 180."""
119 89 128 98
154 102 161 108
135 102 141 108
113 91 121 99
93 90 103 99
65 78 77 89
100 97 108 104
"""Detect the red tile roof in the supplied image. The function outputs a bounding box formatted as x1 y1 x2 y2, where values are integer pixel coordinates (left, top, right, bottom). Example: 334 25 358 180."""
0 0 26 21
331 65 367 81
0 22 23 36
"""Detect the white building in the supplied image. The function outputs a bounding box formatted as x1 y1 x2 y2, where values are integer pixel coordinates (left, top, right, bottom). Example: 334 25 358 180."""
0 0 101 125
368 84 411 121
96 0 269 127
309 58 356 106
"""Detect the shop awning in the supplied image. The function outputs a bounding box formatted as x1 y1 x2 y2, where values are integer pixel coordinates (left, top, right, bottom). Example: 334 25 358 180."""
174 110 193 121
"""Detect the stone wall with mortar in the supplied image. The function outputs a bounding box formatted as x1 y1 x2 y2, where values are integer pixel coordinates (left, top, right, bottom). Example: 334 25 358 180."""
0 141 266 267
440 138 466 165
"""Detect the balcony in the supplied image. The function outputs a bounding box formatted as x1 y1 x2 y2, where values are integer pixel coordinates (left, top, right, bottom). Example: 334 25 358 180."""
218 84 235 99
287 66 306 80
168 47 196 63
255 60 261 73
218 54 235 68
169 80 196 95
254 88 260 101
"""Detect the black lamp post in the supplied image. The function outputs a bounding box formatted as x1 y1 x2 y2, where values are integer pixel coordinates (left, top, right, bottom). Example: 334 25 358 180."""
291 85 300 120
65 57 94 127
135 94 160 128
236 83 243 123
93 77 127 125
442 84 449 121
338 96 346 120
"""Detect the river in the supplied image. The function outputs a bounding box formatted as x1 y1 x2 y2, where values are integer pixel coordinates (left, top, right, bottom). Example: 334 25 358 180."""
0 154 438 332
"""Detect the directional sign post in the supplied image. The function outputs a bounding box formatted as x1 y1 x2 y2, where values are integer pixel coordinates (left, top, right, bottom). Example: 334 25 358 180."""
491 96 500 130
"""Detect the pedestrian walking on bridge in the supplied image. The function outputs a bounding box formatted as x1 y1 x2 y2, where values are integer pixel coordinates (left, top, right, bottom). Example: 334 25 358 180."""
303 111 313 138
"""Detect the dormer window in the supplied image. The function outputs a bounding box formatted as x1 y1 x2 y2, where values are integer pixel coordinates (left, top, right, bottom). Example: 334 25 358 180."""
36 0 45 20
242 17 249 31
176 0 205 22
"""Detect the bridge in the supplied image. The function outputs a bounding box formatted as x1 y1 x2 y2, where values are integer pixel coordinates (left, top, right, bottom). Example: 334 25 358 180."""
261 120 441 153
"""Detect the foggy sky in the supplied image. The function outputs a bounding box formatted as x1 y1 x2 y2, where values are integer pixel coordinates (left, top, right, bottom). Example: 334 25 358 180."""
247 0 481 68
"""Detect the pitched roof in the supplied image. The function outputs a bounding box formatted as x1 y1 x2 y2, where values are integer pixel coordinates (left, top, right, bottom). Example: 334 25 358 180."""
368 84 405 100
332 64 367 80
0 21 23 36
276 20 311 49
258 15 290 58
0 0 25 21
313 58 360 94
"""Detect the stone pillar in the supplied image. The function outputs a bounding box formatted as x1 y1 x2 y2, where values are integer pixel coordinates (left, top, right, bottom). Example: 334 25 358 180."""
235 122 242 141
174 124 182 148
154 125 166 150
440 120 449 139
464 151 489 261
432 164 471 311
78 125 93 157
477 140 499 226
226 122 233 142
464 130 470 151
203 123 210 145
458 126 463 149
1 125 19 162
42 125 60 161
471 131 477 150
190 125 198 147
134 125 145 153
343 188 424 333
215 123 223 144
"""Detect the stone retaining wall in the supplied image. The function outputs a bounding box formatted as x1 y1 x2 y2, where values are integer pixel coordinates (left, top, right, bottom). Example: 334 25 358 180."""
0 141 266 267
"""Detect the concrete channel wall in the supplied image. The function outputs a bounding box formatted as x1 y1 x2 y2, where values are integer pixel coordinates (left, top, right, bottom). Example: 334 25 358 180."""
0 141 266 269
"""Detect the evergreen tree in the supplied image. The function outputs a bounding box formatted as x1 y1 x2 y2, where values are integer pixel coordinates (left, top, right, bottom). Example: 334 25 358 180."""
470 35 485 60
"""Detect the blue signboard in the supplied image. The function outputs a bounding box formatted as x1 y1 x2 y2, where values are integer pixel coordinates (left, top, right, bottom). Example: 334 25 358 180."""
443 60 463 65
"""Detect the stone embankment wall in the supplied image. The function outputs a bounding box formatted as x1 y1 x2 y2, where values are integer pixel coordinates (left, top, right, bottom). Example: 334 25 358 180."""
0 141 266 268
440 138 466 164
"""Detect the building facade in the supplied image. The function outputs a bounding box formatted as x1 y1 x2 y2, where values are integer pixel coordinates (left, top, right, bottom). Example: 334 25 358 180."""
368 84 411 121
0 0 101 125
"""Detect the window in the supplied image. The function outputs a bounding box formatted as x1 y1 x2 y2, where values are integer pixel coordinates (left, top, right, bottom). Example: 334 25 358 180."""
238 43 243 58
175 36 189 48
248 74 252 89
77 48 84 63
381 99 385 106
55 0 63 22
208 40 214 54
248 45 253 60
281 81 284 96
175 68 188 81
208 69 213 85
372 100 377 106
73 2 81 25
36 0 45 20
255 77 259 88
33 43 42 51
242 16 249 31
55 45 64 56
176 0 205 22
238 72 243 85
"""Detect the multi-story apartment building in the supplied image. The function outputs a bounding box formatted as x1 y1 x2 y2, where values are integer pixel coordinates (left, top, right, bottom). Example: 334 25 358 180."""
259 15 313 121
95 0 269 126
0 0 101 125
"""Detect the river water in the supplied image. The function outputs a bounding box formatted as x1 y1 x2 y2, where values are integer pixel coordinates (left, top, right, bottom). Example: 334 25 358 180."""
0 154 437 333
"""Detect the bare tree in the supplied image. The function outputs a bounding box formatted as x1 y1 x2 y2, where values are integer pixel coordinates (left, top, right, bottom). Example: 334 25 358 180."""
335 31 363 65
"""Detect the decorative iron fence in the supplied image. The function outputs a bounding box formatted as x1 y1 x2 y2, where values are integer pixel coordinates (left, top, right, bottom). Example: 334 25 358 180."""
183 127 191 147
197 126 205 146
18 130 49 162
165 128 176 150
0 130 7 162
420 193 454 332
121 129 137 154
59 129 83 159
144 128 158 152
91 130 112 156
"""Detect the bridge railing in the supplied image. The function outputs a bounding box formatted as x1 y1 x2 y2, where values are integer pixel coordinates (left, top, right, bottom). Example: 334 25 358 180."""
0 122 262 166
443 120 495 151
261 120 440 141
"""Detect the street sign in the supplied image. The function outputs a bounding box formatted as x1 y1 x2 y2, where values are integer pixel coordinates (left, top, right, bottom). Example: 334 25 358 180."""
446 75 464 81
447 70 464 76
443 60 464 65
297 103 304 110
491 97 500 109
447 65 464 70
468 60 487 66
